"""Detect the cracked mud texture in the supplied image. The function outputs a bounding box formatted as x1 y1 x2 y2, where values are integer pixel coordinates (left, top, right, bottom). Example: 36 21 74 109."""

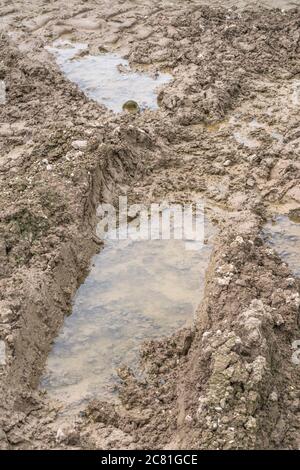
0 0 300 450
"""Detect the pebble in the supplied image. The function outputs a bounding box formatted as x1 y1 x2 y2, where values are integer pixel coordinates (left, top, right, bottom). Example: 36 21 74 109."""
71 140 88 150
0 80 6 105
217 277 231 286
56 428 66 443
270 390 278 402
0 341 6 366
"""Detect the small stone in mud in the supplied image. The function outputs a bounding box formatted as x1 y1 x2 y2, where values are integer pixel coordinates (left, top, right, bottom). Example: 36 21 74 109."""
0 341 6 366
56 428 66 444
122 100 139 114
0 80 6 105
246 178 255 188
72 140 87 150
270 390 278 402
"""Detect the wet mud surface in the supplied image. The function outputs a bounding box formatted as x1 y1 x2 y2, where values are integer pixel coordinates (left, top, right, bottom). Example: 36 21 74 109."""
0 0 300 450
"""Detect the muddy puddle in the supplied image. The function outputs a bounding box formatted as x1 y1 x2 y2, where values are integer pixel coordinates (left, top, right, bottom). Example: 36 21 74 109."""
46 40 172 112
264 212 300 277
41 214 215 411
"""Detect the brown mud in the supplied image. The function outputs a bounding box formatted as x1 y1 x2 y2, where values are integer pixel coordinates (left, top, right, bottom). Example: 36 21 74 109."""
0 0 300 449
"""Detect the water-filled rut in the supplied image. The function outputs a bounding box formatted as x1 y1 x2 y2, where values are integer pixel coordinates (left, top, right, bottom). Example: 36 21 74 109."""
41 217 215 410
46 40 172 113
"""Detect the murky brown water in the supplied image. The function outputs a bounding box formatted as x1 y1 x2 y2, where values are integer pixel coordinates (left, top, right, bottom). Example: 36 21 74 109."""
41 216 215 411
46 40 172 113
264 213 300 276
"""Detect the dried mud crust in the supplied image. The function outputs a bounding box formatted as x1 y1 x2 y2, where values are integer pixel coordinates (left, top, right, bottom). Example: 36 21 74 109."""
0 1 300 450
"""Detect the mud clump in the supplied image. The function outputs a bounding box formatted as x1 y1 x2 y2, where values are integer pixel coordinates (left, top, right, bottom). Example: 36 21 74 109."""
289 208 300 223
0 0 300 451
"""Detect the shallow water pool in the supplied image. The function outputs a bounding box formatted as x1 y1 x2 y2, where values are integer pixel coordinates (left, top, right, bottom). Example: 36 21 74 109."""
46 40 172 113
41 217 215 411
264 213 300 277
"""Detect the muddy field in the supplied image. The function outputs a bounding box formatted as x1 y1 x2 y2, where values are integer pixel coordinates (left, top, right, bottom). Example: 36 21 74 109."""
0 0 300 450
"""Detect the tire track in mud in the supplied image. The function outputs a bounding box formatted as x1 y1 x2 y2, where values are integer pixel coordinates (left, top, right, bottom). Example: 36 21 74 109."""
0 1 300 450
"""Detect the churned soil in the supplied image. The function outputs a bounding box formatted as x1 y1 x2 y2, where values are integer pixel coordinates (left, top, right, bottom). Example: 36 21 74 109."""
0 0 299 449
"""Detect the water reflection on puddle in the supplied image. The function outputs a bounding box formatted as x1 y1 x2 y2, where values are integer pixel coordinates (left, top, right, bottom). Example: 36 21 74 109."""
46 40 172 112
264 213 300 277
41 219 215 411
